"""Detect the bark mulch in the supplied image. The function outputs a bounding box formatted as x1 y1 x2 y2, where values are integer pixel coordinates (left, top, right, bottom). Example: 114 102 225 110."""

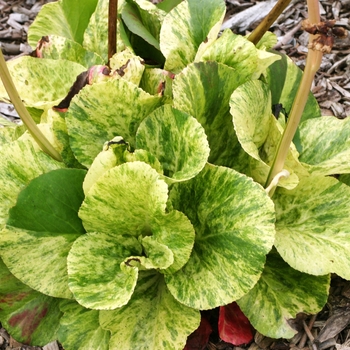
1 0 350 350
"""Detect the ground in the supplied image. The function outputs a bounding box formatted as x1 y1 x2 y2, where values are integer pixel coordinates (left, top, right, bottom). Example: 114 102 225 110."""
0 0 350 349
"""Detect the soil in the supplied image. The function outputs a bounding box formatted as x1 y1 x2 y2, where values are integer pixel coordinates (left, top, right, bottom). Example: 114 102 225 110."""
0 0 350 349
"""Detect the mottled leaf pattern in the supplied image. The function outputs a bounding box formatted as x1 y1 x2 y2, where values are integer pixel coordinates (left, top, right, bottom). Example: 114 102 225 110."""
100 272 200 350
28 0 98 46
79 162 168 235
196 30 258 84
58 300 110 350
136 105 210 182
0 169 86 298
266 52 321 123
230 80 305 188
173 61 243 168
0 258 62 346
238 250 330 339
0 227 80 299
0 57 85 109
166 164 275 310
0 139 62 229
38 35 104 68
160 0 226 73
66 78 162 167
274 176 350 280
298 116 350 175
68 232 141 309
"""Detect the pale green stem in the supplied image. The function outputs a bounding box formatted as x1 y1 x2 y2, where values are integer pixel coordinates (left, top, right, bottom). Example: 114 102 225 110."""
0 50 62 162
265 0 322 195
248 0 292 45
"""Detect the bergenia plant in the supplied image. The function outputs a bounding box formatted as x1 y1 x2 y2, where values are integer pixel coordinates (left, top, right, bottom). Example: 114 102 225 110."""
0 0 349 349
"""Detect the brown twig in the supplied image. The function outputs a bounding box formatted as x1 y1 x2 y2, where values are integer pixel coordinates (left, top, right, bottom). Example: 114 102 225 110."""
108 0 118 64
299 315 317 348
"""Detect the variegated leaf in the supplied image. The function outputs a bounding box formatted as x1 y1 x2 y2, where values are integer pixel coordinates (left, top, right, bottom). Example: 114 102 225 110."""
67 232 141 309
136 105 210 183
66 78 162 167
166 164 275 310
0 57 86 109
266 52 321 123
0 258 62 346
79 162 168 235
28 0 98 46
83 139 129 195
100 271 200 350
274 175 350 280
160 0 226 73
38 35 104 67
298 116 350 175
0 168 86 299
196 29 258 84
0 139 63 229
255 31 278 50
151 210 195 274
38 109 83 168
173 61 242 168
230 79 306 188
238 250 330 339
58 300 110 350
0 227 80 299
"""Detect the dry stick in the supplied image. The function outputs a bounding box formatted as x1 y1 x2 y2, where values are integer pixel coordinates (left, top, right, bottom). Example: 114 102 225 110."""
247 0 292 45
0 50 63 162
265 0 322 195
108 0 118 64
299 314 317 348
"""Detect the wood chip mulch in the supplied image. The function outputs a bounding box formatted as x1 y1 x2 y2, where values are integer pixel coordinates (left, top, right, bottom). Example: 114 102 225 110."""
1 1 350 350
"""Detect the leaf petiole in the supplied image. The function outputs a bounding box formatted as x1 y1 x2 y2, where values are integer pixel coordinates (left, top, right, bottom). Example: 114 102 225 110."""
0 50 62 162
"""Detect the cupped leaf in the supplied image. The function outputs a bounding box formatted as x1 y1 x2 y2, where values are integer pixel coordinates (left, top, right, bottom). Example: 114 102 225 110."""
68 232 141 309
100 271 201 350
83 138 129 195
151 210 195 274
28 0 98 47
160 0 226 73
79 161 168 235
58 300 110 350
274 176 350 280
266 52 321 124
229 79 305 188
121 0 165 50
196 29 258 84
0 56 86 109
66 78 162 167
0 169 86 299
37 35 104 68
166 164 275 310
237 250 330 339
0 258 62 346
136 105 209 182
136 235 174 270
173 61 242 168
0 139 63 229
139 67 173 99
255 31 278 50
298 116 350 175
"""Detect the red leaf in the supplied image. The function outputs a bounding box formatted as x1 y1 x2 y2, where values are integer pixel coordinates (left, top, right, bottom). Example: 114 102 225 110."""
184 316 212 350
218 302 253 346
